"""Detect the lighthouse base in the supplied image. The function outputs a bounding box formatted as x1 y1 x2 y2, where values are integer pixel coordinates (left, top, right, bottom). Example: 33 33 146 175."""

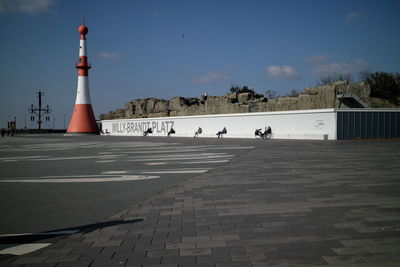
66 104 99 135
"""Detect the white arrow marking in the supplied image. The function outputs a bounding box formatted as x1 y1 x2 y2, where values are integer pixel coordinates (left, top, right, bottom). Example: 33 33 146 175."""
0 243 51 255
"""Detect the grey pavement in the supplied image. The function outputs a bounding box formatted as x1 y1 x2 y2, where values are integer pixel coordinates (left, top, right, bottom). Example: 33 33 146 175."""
1 135 400 266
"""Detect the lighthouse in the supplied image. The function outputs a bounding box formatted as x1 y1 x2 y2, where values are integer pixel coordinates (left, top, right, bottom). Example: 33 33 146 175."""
66 20 99 135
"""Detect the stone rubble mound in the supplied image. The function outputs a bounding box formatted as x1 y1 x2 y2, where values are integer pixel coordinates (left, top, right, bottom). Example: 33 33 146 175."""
100 82 372 120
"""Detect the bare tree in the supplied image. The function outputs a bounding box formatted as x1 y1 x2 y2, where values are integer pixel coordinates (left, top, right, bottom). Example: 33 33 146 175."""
317 72 352 86
358 69 372 82
287 89 301 97
265 90 279 99
228 84 255 94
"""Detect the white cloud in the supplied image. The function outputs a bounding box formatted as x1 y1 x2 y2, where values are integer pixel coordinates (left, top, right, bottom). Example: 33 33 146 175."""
305 56 330 63
312 58 369 77
266 65 300 80
344 12 362 22
193 72 229 84
98 52 120 60
0 0 56 14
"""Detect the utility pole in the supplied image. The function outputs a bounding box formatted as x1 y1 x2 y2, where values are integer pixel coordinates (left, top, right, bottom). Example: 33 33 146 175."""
28 91 52 130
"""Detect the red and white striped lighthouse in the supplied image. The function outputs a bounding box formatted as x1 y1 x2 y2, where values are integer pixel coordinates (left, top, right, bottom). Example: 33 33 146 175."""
66 21 99 134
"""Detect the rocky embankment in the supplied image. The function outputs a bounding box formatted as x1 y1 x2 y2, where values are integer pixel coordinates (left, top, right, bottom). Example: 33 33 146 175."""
99 82 390 120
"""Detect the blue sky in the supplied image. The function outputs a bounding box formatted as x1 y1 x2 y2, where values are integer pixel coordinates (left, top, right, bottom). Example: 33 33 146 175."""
1 0 399 129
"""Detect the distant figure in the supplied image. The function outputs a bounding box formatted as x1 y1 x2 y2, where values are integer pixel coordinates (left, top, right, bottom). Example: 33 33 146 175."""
143 128 152 136
167 128 175 137
255 126 272 139
265 126 272 139
194 127 202 138
216 127 227 138
1 129 5 138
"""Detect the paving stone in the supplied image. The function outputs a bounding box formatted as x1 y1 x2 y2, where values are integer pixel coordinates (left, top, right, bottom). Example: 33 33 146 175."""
181 235 210 242
133 243 166 252
146 249 179 257
165 242 195 250
62 242 93 249
180 248 212 256
322 255 367 265
231 251 266 261
197 253 231 263
160 255 196 264
56 259 93 267
140 264 177 267
215 260 252 267
210 234 240 241
126 255 161 265
44 253 81 263
90 258 127 266
37 248 73 257
179 264 214 267
13 263 58 267
196 240 227 248
92 240 123 247
12 256 48 265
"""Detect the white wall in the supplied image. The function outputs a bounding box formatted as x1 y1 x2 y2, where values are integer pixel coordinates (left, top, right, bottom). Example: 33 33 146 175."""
101 109 337 140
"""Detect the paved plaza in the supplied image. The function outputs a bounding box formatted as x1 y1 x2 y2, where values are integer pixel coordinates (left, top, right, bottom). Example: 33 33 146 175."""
0 135 400 266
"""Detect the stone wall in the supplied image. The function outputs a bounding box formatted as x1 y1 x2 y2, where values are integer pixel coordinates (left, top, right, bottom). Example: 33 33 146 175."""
99 82 375 120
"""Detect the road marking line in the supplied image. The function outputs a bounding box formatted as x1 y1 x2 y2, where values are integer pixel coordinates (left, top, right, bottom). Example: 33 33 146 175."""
127 155 233 162
146 162 167 165
0 243 51 255
0 175 159 183
0 156 49 162
139 168 211 174
141 170 209 174
135 152 228 159
30 156 97 161
101 171 128 174
120 149 205 154
207 146 255 150
179 159 230 164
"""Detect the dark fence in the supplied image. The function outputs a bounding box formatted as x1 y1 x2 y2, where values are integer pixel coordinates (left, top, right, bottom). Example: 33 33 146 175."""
337 110 400 140
15 129 67 134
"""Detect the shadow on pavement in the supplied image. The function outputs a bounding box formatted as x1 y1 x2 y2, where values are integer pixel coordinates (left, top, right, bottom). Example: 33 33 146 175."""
0 218 143 244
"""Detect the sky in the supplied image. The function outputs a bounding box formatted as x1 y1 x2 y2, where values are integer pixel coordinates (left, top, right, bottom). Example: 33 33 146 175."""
0 0 399 129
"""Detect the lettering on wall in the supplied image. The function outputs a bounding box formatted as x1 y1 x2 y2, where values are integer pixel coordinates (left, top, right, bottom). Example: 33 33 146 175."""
111 121 175 134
